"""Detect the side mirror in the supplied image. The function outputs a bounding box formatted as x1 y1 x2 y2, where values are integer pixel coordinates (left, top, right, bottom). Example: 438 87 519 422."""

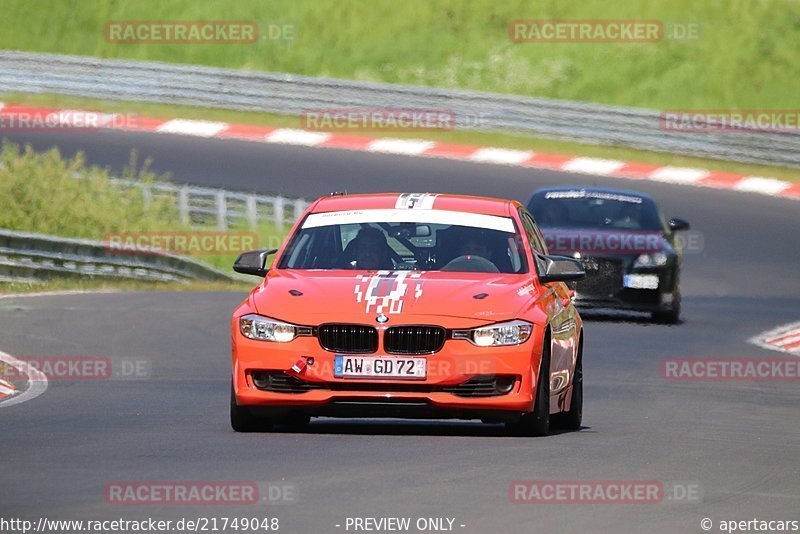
538 255 585 284
668 218 690 232
233 249 278 277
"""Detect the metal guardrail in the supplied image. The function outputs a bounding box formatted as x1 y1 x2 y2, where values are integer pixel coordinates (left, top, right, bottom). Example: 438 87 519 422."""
0 228 240 284
1 50 799 168
111 178 311 230
0 176 310 284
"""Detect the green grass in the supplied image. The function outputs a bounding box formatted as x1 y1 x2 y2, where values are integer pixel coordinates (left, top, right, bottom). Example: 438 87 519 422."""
0 142 179 237
0 140 288 287
0 0 798 110
5 92 799 184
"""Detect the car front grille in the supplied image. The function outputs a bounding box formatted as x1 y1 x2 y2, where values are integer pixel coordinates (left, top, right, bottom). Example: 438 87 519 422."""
318 324 378 354
574 257 623 297
384 325 447 354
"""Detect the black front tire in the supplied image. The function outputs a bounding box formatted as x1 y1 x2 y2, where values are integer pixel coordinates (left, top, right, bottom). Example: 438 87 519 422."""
653 290 681 324
507 339 550 437
652 306 680 324
230 381 273 432
283 413 311 429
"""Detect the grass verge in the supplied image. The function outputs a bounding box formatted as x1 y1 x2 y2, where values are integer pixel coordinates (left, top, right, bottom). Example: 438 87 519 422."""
0 140 287 292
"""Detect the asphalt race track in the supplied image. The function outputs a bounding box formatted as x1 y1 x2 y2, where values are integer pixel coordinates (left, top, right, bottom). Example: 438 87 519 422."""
1 128 799 533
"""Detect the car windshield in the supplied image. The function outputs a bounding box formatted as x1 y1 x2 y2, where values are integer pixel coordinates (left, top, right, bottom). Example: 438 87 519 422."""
277 209 528 274
528 190 664 231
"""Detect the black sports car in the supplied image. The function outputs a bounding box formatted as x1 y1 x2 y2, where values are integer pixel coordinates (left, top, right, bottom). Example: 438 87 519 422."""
527 186 690 323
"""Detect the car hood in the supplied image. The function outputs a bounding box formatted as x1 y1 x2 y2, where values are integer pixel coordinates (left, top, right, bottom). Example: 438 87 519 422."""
540 228 667 257
250 269 538 326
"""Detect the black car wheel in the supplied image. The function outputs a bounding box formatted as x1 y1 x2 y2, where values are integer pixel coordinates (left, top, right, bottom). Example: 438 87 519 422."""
652 290 681 324
230 381 274 432
507 336 551 437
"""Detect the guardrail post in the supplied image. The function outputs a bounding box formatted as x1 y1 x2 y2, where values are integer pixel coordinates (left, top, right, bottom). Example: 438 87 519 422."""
216 191 227 230
273 197 285 228
178 186 190 225
293 199 307 224
245 195 258 229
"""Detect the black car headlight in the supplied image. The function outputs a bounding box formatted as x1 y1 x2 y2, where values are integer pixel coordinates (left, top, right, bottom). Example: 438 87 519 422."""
239 314 312 342
452 320 533 347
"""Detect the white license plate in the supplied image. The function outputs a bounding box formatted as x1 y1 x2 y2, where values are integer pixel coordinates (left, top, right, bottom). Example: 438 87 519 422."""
624 274 659 289
334 355 426 379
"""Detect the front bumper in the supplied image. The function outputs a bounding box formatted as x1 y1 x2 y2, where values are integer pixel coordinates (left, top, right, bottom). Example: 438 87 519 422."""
232 324 542 418
574 287 677 313
572 261 679 313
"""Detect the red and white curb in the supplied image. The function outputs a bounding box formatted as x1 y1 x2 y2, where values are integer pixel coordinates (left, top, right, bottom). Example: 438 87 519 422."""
749 322 800 355
0 350 48 407
0 377 16 398
1 102 799 201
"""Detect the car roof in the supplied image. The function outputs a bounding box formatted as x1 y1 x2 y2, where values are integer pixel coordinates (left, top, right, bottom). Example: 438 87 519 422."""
530 186 656 202
310 193 518 217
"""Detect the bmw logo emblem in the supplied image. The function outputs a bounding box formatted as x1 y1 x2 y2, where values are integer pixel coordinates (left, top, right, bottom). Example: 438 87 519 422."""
376 314 389 324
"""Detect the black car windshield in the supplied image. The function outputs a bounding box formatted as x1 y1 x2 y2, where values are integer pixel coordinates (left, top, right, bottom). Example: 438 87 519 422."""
528 190 664 231
277 209 528 274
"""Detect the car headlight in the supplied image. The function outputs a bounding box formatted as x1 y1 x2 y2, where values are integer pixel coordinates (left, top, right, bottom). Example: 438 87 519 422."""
239 314 311 342
633 252 668 268
452 320 533 347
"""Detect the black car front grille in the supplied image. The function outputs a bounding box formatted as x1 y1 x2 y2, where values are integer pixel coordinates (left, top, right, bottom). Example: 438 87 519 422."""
574 257 623 297
384 325 447 354
318 324 378 354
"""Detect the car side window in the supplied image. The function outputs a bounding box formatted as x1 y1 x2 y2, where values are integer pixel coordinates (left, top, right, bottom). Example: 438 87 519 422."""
532 221 549 255
519 209 546 254
518 209 551 277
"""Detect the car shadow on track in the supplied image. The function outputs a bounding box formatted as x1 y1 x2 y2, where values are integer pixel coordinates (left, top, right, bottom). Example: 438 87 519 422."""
579 309 684 326
266 420 592 438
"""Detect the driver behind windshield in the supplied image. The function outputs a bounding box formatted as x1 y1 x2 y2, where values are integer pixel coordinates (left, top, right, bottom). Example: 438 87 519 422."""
343 227 394 270
613 203 643 229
